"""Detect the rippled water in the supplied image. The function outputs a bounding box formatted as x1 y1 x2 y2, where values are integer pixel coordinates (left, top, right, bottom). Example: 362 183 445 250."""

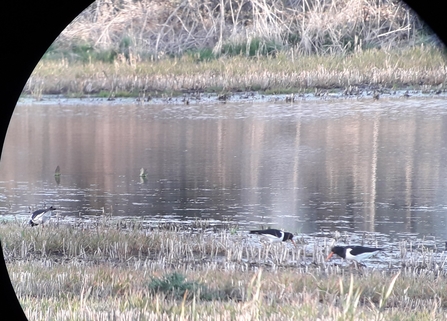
2 95 447 242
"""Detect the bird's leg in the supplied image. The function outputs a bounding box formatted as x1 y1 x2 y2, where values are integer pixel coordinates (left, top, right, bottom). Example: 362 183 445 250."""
351 261 366 269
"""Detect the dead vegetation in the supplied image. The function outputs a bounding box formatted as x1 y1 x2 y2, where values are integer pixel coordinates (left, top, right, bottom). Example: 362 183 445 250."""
53 0 434 59
3 219 447 320
24 46 447 98
21 0 445 98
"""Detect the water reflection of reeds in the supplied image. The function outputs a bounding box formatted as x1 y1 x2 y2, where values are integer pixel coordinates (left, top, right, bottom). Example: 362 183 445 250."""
2 99 447 239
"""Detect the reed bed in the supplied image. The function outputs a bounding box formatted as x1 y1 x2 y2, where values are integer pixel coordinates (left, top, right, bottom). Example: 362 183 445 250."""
24 46 447 98
54 0 430 58
2 219 447 320
23 0 447 98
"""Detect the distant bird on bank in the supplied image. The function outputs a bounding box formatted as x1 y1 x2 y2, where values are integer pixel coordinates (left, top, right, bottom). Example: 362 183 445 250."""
372 91 380 100
139 168 147 178
29 206 57 227
249 229 296 247
326 246 383 263
54 165 61 185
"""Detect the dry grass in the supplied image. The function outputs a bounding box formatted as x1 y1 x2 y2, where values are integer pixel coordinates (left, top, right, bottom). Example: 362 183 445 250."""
24 46 447 97
54 0 433 57
23 0 446 98
2 219 447 320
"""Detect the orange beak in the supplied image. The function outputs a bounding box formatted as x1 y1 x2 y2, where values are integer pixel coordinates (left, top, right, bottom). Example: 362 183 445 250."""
326 252 334 261
290 239 297 248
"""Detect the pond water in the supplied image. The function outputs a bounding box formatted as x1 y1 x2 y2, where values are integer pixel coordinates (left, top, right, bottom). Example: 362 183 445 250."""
2 95 447 241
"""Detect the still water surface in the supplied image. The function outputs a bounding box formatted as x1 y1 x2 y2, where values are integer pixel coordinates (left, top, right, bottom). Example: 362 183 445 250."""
2 97 447 239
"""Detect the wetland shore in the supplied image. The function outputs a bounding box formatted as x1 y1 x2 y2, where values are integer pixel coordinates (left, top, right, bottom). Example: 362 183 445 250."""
3 219 447 320
9 0 447 318
25 46 447 101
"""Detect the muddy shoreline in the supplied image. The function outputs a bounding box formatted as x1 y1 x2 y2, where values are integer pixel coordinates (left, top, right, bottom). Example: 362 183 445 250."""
18 86 447 106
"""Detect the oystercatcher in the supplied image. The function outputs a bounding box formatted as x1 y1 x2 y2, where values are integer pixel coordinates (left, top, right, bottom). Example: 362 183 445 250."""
29 206 57 227
249 229 296 247
326 246 383 263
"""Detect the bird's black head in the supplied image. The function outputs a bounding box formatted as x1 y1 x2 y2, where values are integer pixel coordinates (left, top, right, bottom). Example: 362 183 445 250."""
283 232 294 241
29 220 38 227
330 246 346 259
48 206 57 211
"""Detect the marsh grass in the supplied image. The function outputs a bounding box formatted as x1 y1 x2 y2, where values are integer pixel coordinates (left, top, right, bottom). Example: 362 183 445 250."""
24 46 447 98
2 219 447 319
22 0 446 99
52 0 434 59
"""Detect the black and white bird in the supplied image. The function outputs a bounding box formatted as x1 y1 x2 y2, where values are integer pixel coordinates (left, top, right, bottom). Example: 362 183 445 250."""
326 246 383 263
29 206 57 227
249 229 296 247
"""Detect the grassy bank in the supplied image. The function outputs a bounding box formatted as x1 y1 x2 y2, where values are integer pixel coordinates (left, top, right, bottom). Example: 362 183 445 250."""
22 0 447 99
24 46 447 99
2 220 447 320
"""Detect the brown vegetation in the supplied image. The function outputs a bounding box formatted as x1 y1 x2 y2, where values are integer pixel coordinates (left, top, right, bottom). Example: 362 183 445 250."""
25 46 447 98
55 0 432 58
21 0 446 98
3 220 447 320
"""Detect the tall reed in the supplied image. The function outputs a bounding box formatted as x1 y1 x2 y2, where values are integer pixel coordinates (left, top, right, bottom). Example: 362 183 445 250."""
49 0 436 61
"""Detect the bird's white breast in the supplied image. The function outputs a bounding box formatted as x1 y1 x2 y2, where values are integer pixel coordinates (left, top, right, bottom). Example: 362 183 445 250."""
259 231 283 243
345 248 379 262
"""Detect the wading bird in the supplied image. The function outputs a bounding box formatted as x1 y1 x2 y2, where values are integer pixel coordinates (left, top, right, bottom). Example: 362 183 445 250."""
29 206 57 227
327 245 383 266
249 229 296 247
